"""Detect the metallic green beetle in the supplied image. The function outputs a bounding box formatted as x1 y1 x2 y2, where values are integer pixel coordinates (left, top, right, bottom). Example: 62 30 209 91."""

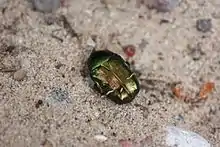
88 50 140 104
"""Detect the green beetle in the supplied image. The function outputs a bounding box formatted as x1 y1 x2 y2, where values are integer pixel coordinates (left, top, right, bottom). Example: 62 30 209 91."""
88 50 140 104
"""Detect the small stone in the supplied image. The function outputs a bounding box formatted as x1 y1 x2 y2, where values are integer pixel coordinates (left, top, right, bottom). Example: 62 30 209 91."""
173 114 185 123
112 132 117 137
123 45 136 57
86 37 96 48
94 135 107 142
142 109 149 118
35 100 43 108
166 126 211 147
49 88 70 103
13 69 27 81
146 0 181 12
32 0 61 13
196 19 212 33
119 139 134 147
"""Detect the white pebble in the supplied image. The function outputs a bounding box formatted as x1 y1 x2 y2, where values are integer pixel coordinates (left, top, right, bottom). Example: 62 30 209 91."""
166 126 211 147
94 135 108 142
13 69 27 81
86 37 96 48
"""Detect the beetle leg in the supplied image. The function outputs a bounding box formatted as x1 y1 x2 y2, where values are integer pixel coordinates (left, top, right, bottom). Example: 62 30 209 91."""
125 61 130 67
94 82 103 94
127 73 135 80
106 89 115 95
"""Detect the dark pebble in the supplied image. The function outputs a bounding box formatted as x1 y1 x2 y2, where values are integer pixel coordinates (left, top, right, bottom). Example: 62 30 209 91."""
32 0 61 13
148 0 181 12
35 100 43 108
112 132 117 137
196 19 212 33
160 19 170 24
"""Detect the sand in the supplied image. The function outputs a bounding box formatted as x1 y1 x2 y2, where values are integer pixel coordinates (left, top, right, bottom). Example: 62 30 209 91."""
0 0 219 147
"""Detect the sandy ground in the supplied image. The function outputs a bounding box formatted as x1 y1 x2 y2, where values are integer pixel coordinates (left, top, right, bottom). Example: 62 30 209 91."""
0 0 220 147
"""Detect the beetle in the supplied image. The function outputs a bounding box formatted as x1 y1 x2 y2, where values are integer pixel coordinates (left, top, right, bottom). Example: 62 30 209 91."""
87 50 140 104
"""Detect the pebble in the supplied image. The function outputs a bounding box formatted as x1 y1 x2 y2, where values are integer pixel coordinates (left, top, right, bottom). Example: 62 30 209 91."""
123 45 136 57
166 126 211 147
86 37 96 48
146 0 182 12
35 100 44 109
94 135 108 142
32 0 61 13
173 114 185 124
49 88 70 103
13 69 27 81
196 19 212 33
119 140 133 147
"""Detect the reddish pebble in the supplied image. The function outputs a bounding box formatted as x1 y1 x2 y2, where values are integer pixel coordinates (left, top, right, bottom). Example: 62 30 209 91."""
123 45 136 57
119 140 134 147
199 82 215 99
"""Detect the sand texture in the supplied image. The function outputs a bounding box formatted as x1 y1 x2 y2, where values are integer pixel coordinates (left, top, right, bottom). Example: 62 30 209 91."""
0 0 220 147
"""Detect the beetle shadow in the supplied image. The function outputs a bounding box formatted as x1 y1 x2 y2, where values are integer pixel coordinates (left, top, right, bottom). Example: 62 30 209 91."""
79 48 103 97
79 46 95 78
